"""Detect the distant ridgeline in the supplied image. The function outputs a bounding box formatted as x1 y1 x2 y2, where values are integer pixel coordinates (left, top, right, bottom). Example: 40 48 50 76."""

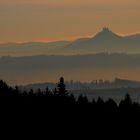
0 77 140 114
1 28 140 56
1 53 140 85
20 78 140 91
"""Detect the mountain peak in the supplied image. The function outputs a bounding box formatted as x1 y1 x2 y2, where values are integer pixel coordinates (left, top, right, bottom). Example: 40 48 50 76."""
99 27 115 35
94 27 121 39
102 27 112 33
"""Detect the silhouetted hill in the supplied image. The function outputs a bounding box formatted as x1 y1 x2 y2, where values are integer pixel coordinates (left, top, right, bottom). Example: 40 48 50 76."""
94 28 122 40
0 78 140 115
1 28 140 56
64 28 140 54
125 34 140 40
1 53 140 84
0 41 70 56
1 53 140 71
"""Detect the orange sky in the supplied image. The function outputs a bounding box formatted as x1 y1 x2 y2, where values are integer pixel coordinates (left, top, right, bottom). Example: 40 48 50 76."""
0 0 140 42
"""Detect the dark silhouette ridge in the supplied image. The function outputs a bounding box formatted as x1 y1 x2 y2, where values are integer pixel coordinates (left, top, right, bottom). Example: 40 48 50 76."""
1 77 140 135
2 53 140 85
0 78 140 115
94 27 122 40
1 28 140 56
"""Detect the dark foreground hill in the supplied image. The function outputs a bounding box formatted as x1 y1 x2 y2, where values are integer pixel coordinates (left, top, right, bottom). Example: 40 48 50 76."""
0 77 140 114
1 77 140 135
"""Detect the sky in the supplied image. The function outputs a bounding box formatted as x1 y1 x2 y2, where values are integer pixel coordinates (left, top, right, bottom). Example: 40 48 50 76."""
0 0 140 43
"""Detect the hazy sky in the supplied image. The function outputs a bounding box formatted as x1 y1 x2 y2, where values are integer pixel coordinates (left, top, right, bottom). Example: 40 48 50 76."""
0 0 140 42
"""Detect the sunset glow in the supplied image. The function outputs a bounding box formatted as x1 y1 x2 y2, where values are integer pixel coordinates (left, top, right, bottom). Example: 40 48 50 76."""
0 0 140 42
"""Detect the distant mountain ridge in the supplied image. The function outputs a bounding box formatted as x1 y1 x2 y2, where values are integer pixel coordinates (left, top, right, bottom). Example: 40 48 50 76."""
1 53 140 84
19 77 140 92
0 41 70 56
0 28 140 56
64 28 140 54
93 27 122 40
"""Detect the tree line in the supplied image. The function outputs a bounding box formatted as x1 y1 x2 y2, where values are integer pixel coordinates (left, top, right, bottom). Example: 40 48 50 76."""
0 77 140 113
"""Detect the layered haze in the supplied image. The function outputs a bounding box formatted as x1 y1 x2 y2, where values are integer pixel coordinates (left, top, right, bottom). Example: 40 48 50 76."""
1 28 140 56
1 53 140 85
1 0 140 85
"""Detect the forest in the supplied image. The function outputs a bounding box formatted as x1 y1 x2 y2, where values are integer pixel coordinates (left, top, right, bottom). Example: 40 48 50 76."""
0 77 140 114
